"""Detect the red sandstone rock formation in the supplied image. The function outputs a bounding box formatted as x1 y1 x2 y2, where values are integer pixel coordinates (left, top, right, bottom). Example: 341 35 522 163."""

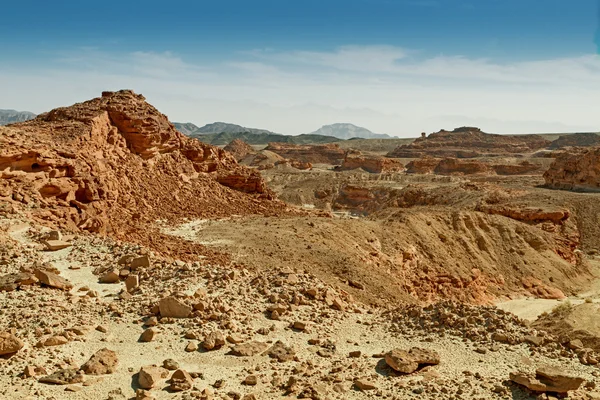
544 147 600 191
406 157 541 176
387 127 550 158
223 139 255 161
337 150 404 173
0 90 283 236
405 157 441 174
434 158 492 175
266 143 345 164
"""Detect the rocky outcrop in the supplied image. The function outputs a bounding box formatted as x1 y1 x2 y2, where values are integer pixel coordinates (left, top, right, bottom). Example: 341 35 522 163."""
433 158 491 175
544 147 600 191
336 150 404 173
266 143 345 164
492 161 541 175
549 132 600 149
223 139 255 161
387 127 550 158
0 90 283 237
405 157 441 174
406 157 541 176
239 150 312 171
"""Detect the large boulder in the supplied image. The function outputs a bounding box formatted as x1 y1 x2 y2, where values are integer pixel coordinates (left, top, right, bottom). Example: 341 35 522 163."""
384 347 440 374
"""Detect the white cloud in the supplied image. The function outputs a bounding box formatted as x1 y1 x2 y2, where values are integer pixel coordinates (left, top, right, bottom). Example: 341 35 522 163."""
0 45 599 136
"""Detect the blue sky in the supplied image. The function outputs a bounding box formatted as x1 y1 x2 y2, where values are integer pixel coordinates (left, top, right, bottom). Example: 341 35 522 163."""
1 0 600 135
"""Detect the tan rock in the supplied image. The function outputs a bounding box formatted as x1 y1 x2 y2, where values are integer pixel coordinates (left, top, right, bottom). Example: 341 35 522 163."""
0 331 24 355
125 275 139 292
38 335 69 347
130 255 150 270
159 296 191 318
139 328 156 343
138 366 168 389
34 269 73 290
43 240 72 251
231 341 269 357
203 331 225 351
244 375 258 385
99 270 120 284
39 369 83 385
355 378 378 391
385 347 440 374
81 348 118 375
0 272 38 292
510 366 584 394
185 341 198 352
169 369 193 391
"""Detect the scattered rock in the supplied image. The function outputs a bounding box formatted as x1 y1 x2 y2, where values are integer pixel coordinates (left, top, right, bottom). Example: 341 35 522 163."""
139 328 156 343
0 331 24 355
231 341 269 357
510 366 585 394
33 269 73 290
80 348 118 375
384 347 440 374
169 369 193 391
39 369 83 385
159 296 191 318
138 366 168 389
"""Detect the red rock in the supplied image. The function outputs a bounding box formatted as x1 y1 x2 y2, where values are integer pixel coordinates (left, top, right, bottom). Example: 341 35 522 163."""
337 150 403 173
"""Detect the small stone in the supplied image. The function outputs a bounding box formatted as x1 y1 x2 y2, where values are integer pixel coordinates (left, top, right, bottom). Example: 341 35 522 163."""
43 240 71 251
203 331 225 351
185 342 198 352
162 359 179 371
169 369 194 391
96 325 108 333
293 321 308 331
139 328 156 343
355 378 378 391
125 275 139 292
244 375 258 385
0 331 24 355
99 270 120 284
138 366 168 389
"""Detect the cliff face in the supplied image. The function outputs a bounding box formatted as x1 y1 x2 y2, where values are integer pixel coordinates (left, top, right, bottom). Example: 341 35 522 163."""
387 127 550 158
337 150 404 173
0 90 283 235
544 147 600 191
266 142 345 164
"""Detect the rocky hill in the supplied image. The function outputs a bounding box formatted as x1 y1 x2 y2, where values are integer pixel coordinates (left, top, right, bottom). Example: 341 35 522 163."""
544 147 600 191
191 131 340 146
0 109 36 125
173 121 279 137
548 132 600 149
387 127 551 158
266 143 346 164
0 90 285 242
308 123 390 139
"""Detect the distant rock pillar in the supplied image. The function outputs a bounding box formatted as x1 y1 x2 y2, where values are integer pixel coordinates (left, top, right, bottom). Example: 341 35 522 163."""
421 132 427 139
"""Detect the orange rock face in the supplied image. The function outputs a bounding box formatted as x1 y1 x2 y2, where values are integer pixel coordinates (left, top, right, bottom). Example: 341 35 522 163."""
0 90 283 238
337 151 404 173
544 147 600 191
266 143 345 164
387 127 550 158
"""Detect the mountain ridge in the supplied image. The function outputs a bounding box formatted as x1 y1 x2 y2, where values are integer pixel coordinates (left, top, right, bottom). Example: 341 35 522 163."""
308 123 391 139
0 109 36 125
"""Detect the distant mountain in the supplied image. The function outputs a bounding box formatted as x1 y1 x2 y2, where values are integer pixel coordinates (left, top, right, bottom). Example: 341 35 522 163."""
0 109 36 125
196 131 340 146
307 123 391 140
173 121 281 137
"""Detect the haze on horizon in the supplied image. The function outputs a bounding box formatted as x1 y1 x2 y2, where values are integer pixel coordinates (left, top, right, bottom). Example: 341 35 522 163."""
1 0 600 137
